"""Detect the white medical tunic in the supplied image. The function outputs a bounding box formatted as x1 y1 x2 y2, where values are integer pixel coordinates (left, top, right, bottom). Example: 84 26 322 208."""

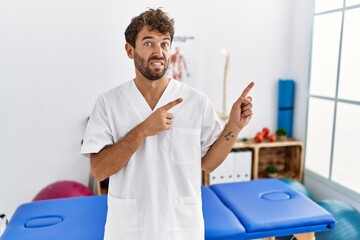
81 79 222 240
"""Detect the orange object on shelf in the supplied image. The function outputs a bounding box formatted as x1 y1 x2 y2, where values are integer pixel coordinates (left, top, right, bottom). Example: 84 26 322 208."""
254 127 270 142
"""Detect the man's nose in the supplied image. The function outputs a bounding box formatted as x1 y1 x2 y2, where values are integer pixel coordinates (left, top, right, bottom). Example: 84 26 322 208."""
152 44 163 56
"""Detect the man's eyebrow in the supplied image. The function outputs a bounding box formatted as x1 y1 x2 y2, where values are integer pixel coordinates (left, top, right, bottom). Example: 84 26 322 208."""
140 36 171 41
141 36 154 41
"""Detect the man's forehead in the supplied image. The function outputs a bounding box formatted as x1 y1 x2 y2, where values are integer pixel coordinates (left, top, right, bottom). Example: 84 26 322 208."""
138 26 171 40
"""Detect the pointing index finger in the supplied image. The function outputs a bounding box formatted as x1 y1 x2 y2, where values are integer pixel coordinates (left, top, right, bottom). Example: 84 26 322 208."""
240 82 255 98
161 98 183 111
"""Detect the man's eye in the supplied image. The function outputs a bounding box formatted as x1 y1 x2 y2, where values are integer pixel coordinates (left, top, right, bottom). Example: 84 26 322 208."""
162 42 170 48
144 42 152 46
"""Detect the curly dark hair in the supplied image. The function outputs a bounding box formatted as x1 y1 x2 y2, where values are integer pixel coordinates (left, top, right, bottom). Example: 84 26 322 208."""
125 8 175 48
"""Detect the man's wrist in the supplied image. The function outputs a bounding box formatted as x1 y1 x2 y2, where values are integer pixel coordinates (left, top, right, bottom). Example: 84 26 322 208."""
223 122 241 141
134 122 148 139
225 121 242 134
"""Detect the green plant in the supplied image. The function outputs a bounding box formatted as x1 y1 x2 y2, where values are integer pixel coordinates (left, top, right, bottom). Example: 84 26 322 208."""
276 128 288 137
266 164 278 174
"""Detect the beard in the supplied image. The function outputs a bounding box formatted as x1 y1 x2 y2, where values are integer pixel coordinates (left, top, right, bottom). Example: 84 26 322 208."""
134 51 169 81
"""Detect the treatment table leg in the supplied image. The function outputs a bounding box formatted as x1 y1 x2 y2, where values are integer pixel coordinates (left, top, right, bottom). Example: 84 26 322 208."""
264 232 315 240
294 232 315 240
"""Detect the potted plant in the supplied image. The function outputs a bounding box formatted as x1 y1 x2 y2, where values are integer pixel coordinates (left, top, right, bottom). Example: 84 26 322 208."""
276 128 288 141
266 164 278 178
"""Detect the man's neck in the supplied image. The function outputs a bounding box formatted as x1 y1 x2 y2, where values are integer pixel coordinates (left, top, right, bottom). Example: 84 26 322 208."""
134 76 170 110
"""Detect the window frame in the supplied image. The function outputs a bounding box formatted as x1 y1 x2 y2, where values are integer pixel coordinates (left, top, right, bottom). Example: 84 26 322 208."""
305 1 360 198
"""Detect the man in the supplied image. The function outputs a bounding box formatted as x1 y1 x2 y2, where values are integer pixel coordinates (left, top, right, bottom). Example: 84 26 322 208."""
81 8 254 240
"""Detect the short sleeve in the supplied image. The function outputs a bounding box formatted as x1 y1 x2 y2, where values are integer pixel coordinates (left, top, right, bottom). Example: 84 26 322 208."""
200 97 223 157
81 95 114 157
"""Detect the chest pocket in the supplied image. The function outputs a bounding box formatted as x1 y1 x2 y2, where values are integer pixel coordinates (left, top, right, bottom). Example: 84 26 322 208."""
170 128 201 165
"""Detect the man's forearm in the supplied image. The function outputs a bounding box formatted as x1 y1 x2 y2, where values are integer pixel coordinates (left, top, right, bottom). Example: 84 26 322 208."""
90 124 147 181
89 98 183 181
201 122 241 173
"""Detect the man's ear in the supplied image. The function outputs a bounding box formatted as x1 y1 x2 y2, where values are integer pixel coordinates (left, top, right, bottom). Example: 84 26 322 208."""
125 42 134 59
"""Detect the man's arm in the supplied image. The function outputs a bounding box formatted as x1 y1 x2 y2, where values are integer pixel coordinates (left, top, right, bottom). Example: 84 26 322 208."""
90 98 183 181
90 124 146 181
202 82 254 173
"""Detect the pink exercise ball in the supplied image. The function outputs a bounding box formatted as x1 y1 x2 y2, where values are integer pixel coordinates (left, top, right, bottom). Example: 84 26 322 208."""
33 180 94 201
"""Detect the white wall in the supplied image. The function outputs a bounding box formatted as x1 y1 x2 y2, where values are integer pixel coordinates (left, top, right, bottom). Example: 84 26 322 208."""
289 0 315 141
198 0 294 138
1 0 312 218
0 0 128 218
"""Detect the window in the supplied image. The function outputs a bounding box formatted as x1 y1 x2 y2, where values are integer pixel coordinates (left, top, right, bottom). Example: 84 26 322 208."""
315 0 343 13
306 1 360 194
332 102 360 193
309 12 341 98
346 0 360 7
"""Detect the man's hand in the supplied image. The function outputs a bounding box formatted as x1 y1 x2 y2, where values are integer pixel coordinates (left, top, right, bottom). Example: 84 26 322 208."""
140 98 183 137
228 82 254 131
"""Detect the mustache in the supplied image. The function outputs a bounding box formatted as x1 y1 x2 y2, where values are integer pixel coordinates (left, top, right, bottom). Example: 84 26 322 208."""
149 56 165 61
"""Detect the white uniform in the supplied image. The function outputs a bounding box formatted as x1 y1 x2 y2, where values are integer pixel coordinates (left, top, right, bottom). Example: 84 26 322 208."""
81 79 222 240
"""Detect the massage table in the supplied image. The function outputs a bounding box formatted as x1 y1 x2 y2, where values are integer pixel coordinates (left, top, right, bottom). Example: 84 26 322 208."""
1 179 335 240
204 179 335 239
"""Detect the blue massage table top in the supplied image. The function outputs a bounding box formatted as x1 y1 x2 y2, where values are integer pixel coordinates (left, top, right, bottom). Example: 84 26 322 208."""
1 179 335 240
201 186 245 240
210 179 336 239
1 195 107 240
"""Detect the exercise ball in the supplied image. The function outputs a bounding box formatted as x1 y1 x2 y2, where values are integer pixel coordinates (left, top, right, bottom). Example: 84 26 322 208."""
280 178 313 199
33 180 94 201
316 199 360 240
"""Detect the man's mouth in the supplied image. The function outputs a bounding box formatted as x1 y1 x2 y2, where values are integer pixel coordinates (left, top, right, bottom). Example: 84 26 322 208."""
151 61 163 66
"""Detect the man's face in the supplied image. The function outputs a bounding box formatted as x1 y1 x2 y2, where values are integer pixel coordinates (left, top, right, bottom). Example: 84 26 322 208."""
133 26 171 80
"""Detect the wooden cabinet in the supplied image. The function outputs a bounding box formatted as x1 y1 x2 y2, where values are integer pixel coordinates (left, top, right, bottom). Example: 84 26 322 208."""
203 138 304 185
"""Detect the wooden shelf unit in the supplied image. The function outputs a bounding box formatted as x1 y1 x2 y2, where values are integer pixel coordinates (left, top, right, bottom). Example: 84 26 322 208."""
233 138 304 182
203 138 304 185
